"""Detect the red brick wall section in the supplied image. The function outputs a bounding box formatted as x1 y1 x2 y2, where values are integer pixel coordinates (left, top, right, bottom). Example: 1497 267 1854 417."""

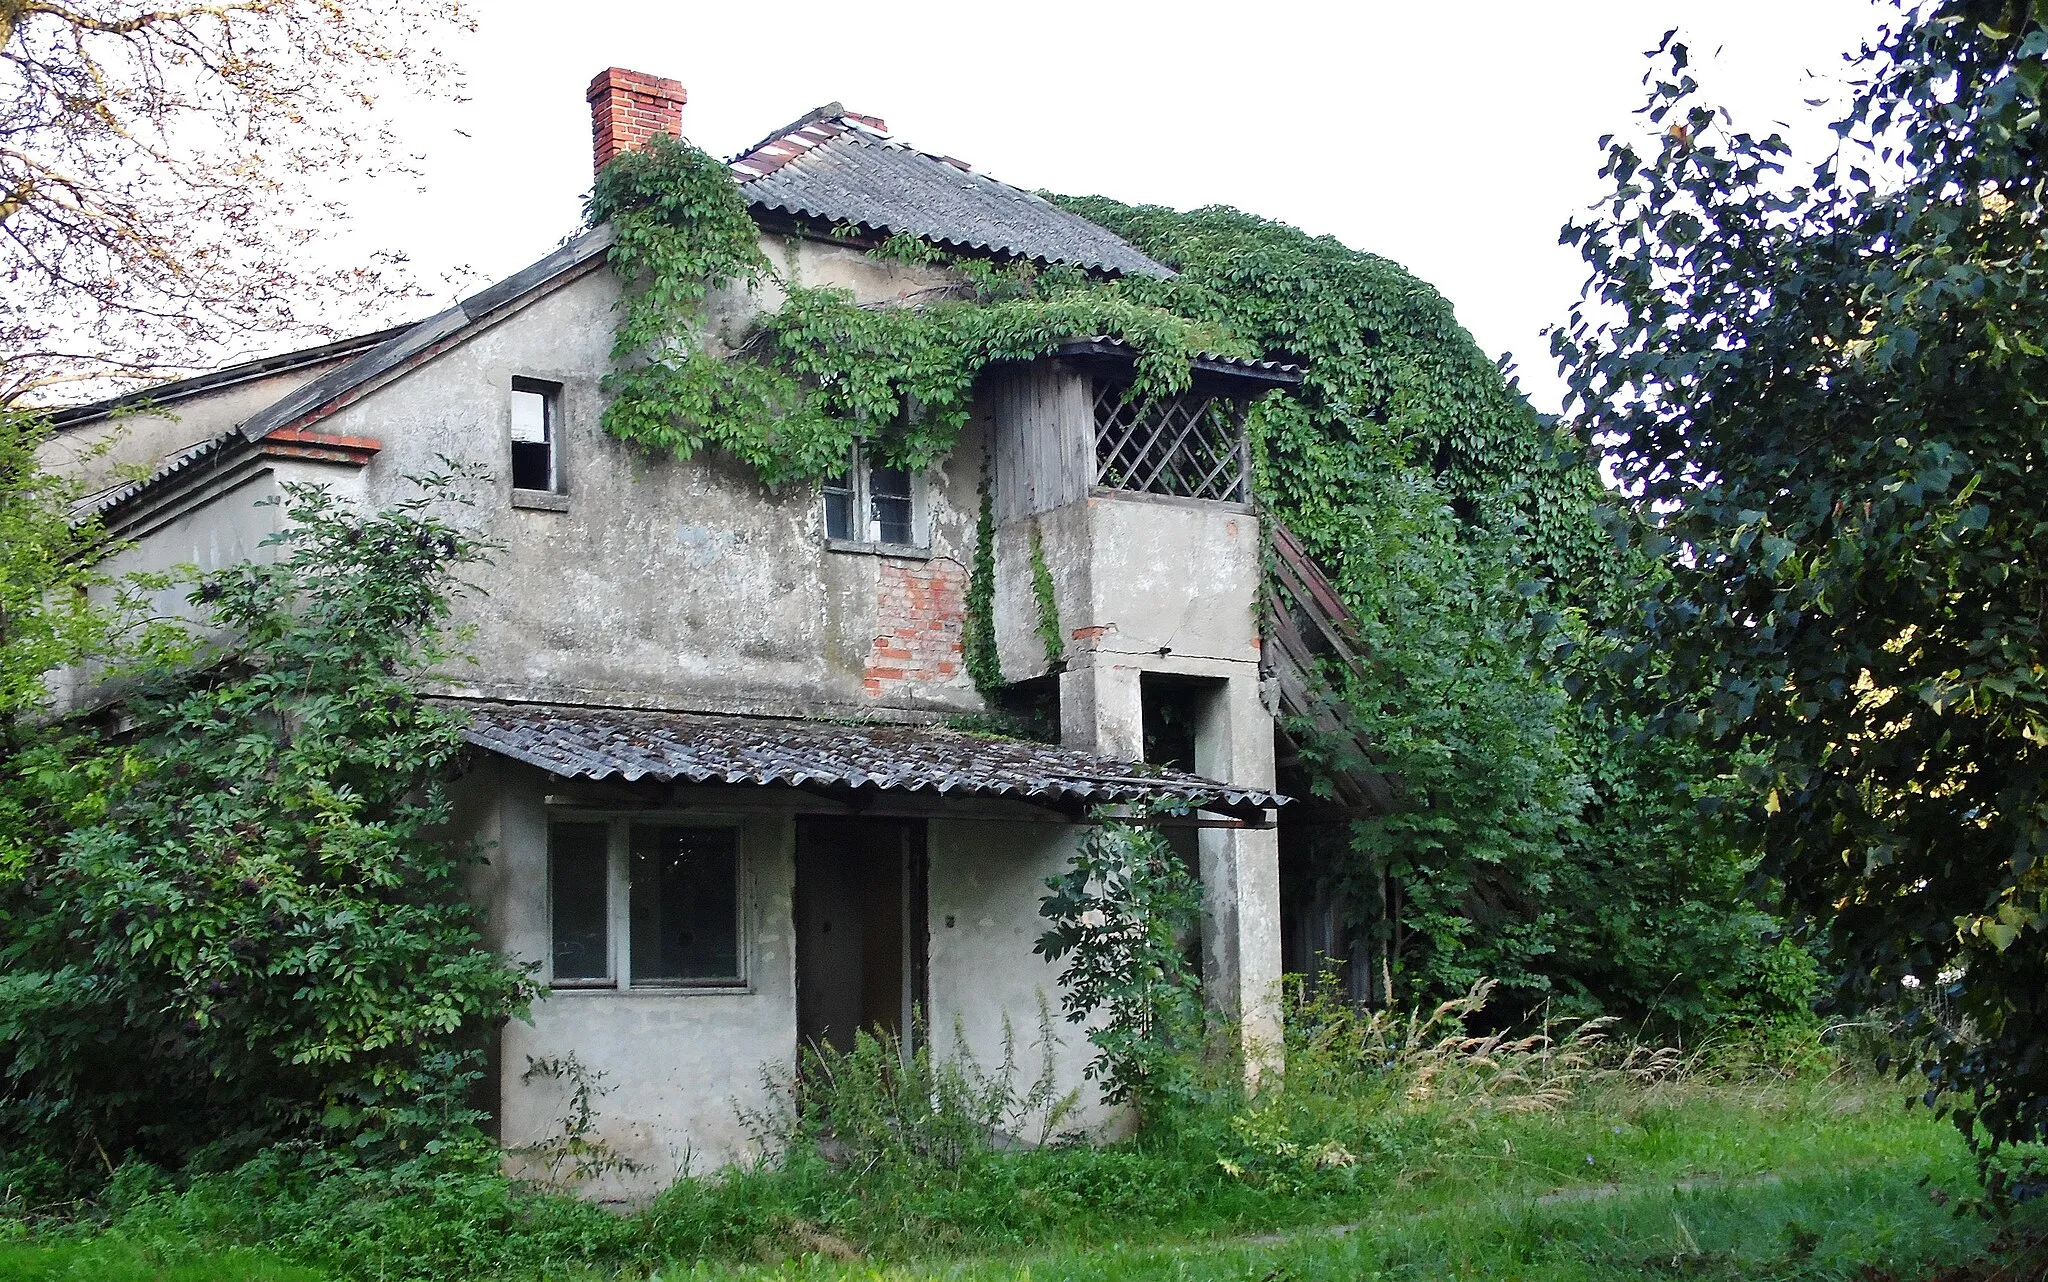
864 561 966 698
587 68 686 175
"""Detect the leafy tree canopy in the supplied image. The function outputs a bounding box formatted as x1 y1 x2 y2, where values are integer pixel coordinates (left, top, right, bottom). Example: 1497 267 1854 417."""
1557 1 2048 1197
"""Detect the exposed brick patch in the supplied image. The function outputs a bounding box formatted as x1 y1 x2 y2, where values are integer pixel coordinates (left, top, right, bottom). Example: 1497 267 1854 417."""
863 561 966 698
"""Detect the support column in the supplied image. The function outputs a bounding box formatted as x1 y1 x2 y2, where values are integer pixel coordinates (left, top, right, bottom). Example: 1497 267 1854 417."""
1195 673 1283 1085
1058 655 1143 759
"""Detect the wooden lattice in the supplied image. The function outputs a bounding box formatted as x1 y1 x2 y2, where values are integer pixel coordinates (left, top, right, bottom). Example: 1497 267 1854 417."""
1091 382 1249 502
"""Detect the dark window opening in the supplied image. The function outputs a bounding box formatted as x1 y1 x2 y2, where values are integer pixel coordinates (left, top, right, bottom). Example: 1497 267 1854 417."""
628 824 741 985
869 465 914 545
511 378 561 492
549 821 611 983
1141 672 1214 773
823 467 856 540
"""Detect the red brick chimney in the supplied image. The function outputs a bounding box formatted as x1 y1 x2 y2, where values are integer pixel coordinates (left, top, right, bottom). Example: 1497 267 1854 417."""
587 67 687 174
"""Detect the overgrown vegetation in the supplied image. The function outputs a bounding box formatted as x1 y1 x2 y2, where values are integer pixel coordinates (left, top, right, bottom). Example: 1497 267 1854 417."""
1558 1 2048 1199
0 477 534 1199
3 990 2030 1281
586 135 1237 485
1035 819 1204 1112
582 131 1803 1036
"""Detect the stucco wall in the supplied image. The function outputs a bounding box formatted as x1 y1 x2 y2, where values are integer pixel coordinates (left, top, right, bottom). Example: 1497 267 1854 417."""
293 235 990 720
455 763 1112 1201
462 761 799 1199
925 818 1112 1141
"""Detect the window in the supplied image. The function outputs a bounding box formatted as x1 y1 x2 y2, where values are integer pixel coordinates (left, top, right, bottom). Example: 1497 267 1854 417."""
546 816 743 989
629 824 740 984
549 821 611 983
510 378 562 493
823 443 926 549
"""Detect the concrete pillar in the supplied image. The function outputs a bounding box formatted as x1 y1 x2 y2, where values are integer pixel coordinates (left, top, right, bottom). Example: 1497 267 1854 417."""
1059 655 1143 759
1195 673 1283 1085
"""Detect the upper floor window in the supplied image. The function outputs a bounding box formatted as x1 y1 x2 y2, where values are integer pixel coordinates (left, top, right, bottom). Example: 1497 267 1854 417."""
824 443 926 550
510 378 562 493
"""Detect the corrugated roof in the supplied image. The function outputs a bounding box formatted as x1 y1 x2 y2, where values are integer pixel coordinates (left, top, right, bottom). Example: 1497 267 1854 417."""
459 703 1283 818
731 108 1172 280
50 325 411 430
1056 338 1305 387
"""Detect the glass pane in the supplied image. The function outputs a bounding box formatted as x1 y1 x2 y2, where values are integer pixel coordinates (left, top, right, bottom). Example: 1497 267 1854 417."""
822 469 854 540
630 825 740 983
869 465 914 545
510 388 550 443
550 822 611 981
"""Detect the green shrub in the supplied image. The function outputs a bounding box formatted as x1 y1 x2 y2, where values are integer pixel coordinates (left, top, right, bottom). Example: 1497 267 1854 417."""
0 477 536 1190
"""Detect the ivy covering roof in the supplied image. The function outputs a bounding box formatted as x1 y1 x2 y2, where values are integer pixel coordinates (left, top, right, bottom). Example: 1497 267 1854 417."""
730 106 1173 280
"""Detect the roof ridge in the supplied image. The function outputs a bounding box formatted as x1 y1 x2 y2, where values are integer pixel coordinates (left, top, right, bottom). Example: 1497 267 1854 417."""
729 102 891 183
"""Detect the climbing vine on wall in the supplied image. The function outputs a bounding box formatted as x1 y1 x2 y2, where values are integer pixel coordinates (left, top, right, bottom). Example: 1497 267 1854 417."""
587 136 1240 485
588 143 1802 1028
1028 525 1064 669
962 475 1001 692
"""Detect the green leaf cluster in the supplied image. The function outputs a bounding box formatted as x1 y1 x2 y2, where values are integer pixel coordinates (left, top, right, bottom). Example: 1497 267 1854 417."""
1035 817 1204 1115
0 477 536 1190
587 135 1242 484
1075 199 1800 1026
1557 9 2048 1192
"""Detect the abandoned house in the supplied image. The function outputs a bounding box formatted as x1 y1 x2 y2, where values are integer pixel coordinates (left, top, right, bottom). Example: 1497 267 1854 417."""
39 69 1386 1200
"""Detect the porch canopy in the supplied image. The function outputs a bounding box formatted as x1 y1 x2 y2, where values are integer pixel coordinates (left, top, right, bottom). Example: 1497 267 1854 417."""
456 703 1285 822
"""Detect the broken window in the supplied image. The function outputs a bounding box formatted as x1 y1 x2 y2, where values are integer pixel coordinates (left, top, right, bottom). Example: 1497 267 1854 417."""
545 816 743 989
1093 381 1250 503
510 377 562 492
823 443 926 548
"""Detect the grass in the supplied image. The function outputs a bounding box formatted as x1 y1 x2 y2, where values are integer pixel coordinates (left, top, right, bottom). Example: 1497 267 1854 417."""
0 1237 322 1282
6 996 2044 1281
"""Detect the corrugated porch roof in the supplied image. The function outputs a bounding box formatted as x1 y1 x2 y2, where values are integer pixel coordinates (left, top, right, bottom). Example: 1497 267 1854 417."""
456 703 1284 820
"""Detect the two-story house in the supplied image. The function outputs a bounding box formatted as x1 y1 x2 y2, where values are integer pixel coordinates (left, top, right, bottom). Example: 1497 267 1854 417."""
40 69 1295 1199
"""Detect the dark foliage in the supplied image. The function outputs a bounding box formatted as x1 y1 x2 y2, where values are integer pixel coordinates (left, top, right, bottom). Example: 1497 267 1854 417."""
1557 2 2048 1198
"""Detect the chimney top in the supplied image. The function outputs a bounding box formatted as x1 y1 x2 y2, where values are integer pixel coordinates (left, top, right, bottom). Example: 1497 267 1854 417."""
587 67 687 176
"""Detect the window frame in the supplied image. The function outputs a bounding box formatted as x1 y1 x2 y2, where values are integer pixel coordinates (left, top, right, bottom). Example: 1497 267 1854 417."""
543 810 749 993
510 376 565 497
822 441 930 555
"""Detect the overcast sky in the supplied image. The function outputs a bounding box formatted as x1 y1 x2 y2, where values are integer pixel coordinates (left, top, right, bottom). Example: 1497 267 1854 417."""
333 0 1893 414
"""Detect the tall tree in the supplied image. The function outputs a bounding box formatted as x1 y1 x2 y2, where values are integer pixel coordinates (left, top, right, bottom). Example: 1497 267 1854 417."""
1558 2 2048 1200
0 0 471 403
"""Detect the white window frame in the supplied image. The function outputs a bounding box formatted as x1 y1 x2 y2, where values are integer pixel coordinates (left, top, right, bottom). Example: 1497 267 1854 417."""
822 441 930 553
544 810 749 993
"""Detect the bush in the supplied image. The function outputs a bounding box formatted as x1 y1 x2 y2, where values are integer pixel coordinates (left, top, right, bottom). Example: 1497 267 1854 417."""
0 477 536 1190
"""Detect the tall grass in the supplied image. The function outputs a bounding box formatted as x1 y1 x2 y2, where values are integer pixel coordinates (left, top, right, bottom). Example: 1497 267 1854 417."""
0 982 1999 1282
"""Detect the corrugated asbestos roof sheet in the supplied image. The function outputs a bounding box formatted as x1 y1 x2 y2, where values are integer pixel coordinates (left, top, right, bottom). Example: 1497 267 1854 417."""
459 704 1284 818
731 109 1172 280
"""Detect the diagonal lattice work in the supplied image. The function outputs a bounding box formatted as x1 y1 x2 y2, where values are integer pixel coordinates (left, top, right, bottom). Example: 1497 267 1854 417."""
1091 382 1250 502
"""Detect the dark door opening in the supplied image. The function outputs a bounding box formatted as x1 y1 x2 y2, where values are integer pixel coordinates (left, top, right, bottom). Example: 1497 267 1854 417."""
794 817 928 1055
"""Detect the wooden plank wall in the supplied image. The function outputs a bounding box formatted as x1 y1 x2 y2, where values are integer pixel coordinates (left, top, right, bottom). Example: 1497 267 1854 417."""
990 362 1093 522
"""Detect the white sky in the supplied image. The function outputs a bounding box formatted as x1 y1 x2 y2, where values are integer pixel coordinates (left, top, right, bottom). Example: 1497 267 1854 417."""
333 0 1892 414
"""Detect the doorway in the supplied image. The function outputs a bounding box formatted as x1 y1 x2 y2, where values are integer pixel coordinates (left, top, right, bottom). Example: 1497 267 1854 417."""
794 817 928 1054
